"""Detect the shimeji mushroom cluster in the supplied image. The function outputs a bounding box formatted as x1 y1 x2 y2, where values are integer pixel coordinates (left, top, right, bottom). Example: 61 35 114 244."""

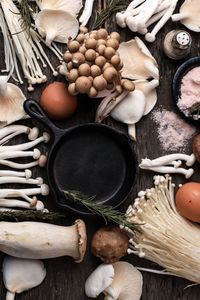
0 125 50 211
60 27 135 98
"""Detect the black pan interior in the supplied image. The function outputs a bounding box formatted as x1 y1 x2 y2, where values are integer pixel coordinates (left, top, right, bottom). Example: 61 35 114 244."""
48 124 136 214
172 56 200 123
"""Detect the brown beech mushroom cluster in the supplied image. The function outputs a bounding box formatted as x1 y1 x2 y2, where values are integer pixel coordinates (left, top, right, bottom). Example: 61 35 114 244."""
91 226 129 263
61 27 135 98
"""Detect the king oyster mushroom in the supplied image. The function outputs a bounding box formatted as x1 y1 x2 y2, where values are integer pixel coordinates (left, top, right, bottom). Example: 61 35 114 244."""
118 37 159 80
3 256 46 300
0 76 26 128
35 9 79 45
36 0 82 17
171 0 200 32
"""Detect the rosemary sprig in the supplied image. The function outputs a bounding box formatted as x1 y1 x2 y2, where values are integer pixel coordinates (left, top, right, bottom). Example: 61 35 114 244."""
13 0 34 32
64 190 139 232
0 210 65 222
92 0 130 30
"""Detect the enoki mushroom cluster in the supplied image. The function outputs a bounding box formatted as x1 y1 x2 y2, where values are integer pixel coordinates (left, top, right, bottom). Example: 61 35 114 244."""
125 175 200 283
61 27 135 97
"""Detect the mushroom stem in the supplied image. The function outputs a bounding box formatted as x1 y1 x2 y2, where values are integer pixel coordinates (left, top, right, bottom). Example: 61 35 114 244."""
0 149 41 160
0 155 47 170
79 0 95 26
0 184 50 198
171 12 189 22
0 126 39 145
0 170 32 178
140 165 194 179
6 291 15 300
0 176 43 186
0 220 87 261
0 133 50 152
0 199 34 209
0 193 37 205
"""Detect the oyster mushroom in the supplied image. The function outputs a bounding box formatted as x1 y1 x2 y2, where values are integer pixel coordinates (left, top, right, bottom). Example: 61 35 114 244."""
36 0 82 17
3 256 46 300
85 262 143 300
171 0 200 32
118 37 159 80
104 262 143 300
91 226 129 263
0 76 26 128
0 220 87 261
35 9 79 45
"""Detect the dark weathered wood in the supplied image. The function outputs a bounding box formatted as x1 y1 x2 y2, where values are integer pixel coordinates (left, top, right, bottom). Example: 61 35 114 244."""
0 0 200 299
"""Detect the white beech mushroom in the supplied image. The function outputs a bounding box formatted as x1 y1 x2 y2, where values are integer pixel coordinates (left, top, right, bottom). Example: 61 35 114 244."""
139 165 194 179
0 154 47 170
85 264 115 298
0 169 32 179
85 262 143 300
0 176 43 186
0 76 26 128
125 175 200 283
35 9 79 45
104 262 143 300
0 193 37 206
0 149 41 160
0 126 39 145
118 38 159 80
3 256 46 300
36 0 83 17
79 0 95 26
171 0 200 32
0 199 44 211
0 184 50 198
0 133 50 152
0 220 87 261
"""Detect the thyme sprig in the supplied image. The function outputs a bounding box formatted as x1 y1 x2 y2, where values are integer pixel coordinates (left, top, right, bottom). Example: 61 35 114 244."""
92 0 130 30
0 210 65 222
64 190 139 232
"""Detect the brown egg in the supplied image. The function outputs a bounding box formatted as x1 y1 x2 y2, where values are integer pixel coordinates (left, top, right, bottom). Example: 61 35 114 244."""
176 182 200 222
40 82 77 120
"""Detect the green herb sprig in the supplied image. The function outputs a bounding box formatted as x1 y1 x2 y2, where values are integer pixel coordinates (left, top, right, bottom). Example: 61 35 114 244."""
64 190 139 232
92 0 130 30
13 0 34 33
0 210 65 222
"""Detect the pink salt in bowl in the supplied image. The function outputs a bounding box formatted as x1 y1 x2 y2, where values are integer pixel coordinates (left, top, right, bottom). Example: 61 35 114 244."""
172 56 200 124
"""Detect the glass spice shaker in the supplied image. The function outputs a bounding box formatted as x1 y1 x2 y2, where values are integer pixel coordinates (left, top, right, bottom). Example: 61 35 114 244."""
163 30 192 60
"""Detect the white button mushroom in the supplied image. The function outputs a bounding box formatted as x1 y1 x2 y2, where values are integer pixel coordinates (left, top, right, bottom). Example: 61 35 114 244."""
3 256 46 300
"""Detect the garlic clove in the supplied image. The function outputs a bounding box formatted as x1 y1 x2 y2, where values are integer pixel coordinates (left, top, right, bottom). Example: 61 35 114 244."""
0 76 26 128
3 256 46 299
36 0 82 17
35 9 79 45
111 90 146 124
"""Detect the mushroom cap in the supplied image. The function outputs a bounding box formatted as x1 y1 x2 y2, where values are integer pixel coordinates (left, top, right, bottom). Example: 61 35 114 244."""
36 0 82 17
75 219 87 263
35 9 79 45
3 256 46 294
180 0 200 32
91 226 129 263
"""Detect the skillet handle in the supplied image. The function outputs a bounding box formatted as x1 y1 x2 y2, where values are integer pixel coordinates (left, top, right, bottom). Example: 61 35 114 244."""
24 99 63 139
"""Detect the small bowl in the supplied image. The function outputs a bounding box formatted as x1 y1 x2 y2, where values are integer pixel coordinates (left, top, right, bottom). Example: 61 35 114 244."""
172 56 200 123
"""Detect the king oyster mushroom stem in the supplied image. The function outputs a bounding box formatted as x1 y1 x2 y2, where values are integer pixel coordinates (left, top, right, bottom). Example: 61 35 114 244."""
140 153 196 168
3 256 46 300
0 176 43 186
79 0 95 26
85 262 143 300
0 149 41 160
0 133 50 152
0 169 32 179
0 220 87 261
0 126 39 145
0 154 47 170
140 164 194 179
145 0 179 42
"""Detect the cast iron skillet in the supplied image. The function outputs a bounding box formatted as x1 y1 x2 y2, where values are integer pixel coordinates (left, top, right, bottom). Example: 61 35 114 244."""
172 56 200 124
24 99 137 215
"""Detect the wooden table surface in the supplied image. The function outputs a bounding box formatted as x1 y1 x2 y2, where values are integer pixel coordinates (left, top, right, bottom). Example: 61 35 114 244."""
0 0 200 299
